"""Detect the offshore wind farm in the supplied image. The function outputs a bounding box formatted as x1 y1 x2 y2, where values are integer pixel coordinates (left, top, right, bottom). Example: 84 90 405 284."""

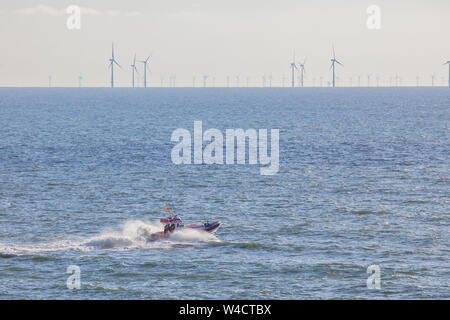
47 42 450 88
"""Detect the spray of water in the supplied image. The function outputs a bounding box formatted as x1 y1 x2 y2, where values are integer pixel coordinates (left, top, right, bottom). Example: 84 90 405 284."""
0 219 219 255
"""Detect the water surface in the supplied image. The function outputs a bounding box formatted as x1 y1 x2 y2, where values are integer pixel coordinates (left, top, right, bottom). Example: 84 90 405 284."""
0 87 449 299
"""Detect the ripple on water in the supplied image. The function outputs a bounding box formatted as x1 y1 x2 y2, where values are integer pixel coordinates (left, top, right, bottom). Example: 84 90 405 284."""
209 241 265 249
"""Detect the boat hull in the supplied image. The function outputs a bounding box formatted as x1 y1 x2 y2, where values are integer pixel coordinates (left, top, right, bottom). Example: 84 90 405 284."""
148 221 221 241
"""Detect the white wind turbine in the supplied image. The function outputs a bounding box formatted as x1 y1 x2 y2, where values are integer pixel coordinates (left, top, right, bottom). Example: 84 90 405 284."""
108 43 121 88
290 51 299 88
330 43 343 88
443 60 450 87
139 55 151 88
130 54 139 88
298 58 307 87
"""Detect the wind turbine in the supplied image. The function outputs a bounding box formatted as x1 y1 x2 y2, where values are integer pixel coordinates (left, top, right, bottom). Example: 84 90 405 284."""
170 75 176 87
130 54 139 88
298 58 307 87
108 43 121 88
290 51 298 88
140 55 151 88
78 74 83 88
444 60 450 87
330 44 343 88
203 74 208 87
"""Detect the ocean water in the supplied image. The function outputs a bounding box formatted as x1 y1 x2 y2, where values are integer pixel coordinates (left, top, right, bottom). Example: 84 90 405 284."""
0 87 448 299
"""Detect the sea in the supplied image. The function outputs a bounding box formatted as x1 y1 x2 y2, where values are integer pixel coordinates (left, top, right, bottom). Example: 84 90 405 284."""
0 87 448 299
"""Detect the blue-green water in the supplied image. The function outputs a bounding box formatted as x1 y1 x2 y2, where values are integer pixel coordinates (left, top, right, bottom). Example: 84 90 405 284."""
0 87 449 299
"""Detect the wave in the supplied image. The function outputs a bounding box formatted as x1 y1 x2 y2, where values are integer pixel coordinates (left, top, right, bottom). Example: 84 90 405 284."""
0 219 219 255
0 199 13 211
210 240 264 249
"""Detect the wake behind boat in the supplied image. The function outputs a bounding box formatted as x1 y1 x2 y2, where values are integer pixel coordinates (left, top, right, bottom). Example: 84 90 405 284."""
149 207 221 241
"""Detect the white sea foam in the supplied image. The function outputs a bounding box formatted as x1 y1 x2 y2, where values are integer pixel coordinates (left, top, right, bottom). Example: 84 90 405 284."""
0 219 219 255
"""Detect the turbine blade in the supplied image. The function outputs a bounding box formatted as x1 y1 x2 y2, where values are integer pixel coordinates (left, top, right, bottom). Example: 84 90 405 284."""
114 60 121 68
336 60 343 66
332 43 335 59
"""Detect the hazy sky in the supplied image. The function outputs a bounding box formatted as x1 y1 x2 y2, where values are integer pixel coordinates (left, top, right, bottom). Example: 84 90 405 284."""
1 0 449 86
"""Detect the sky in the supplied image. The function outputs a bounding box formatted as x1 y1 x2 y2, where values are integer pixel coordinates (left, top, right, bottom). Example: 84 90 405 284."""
0 0 449 87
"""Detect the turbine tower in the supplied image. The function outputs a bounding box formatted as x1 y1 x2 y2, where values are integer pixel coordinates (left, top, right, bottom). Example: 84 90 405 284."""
130 54 139 88
298 58 307 87
330 44 343 88
78 74 83 88
140 56 151 88
108 43 121 88
444 61 450 87
290 51 298 88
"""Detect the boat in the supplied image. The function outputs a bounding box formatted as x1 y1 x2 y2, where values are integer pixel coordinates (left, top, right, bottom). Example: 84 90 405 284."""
148 207 221 241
